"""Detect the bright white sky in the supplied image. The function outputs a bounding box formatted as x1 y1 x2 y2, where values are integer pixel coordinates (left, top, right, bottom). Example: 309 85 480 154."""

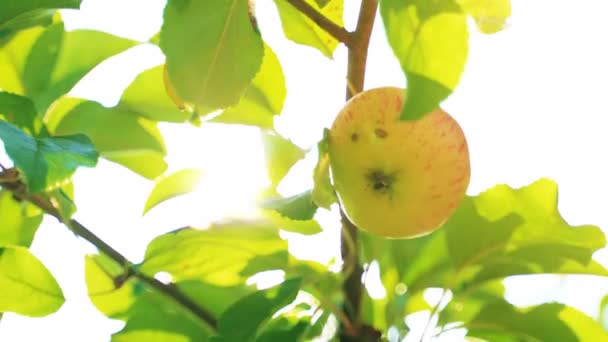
2 0 608 341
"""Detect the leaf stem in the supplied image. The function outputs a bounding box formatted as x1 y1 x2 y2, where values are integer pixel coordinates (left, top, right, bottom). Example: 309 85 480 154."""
340 0 378 340
284 0 353 47
0 171 218 331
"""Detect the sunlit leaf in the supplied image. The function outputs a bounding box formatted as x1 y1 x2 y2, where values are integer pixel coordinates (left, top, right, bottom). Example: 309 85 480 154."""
0 119 98 192
160 0 264 110
261 131 305 188
274 0 344 58
212 278 302 342
0 0 80 32
380 0 468 119
262 210 322 235
0 22 137 112
84 254 137 320
118 65 193 123
211 44 286 128
0 27 47 94
141 223 287 286
458 0 511 34
143 169 204 215
45 97 167 179
0 190 43 247
0 246 64 316
260 190 317 221
467 301 608 341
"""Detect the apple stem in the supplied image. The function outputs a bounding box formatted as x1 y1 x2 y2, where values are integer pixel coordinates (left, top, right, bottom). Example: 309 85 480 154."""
340 0 379 340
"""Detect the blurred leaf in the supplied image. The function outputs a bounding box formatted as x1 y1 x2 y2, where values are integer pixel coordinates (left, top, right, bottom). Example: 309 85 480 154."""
260 190 317 221
380 0 469 119
599 293 608 330
0 190 43 247
45 97 167 179
85 254 137 320
113 331 189 342
261 131 305 188
274 0 344 58
118 65 193 123
0 0 80 32
178 280 256 319
0 246 64 316
212 278 302 342
143 169 204 215
141 223 287 286
211 44 286 128
458 0 511 34
160 0 263 110
439 280 504 325
257 319 309 342
362 179 608 328
467 301 608 341
0 92 41 134
312 130 336 209
262 210 322 235
0 119 98 192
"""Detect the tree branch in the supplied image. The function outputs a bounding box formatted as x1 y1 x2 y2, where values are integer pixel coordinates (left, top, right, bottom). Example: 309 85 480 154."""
340 0 378 340
284 0 353 47
0 168 218 331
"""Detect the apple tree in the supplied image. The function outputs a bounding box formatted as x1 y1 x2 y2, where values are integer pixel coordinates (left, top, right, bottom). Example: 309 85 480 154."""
1 0 607 341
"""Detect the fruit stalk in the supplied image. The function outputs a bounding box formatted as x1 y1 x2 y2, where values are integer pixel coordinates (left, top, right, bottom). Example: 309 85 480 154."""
340 0 378 340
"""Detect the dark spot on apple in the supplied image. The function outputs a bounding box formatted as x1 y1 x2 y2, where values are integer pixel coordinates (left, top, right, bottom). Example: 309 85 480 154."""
367 169 395 195
351 133 358 142
375 128 388 138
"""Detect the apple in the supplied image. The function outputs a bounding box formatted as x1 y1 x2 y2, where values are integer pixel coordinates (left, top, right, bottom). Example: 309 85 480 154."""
328 87 470 238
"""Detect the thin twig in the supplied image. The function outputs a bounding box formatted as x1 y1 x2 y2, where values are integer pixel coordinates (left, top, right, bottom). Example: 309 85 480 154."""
284 0 353 47
420 289 448 342
0 170 217 330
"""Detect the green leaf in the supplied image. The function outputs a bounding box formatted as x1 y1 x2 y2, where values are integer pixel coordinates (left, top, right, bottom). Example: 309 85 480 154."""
467 302 608 342
141 222 288 286
0 23 137 111
0 119 98 192
261 210 322 235
0 245 64 316
0 0 80 32
212 278 302 342
160 0 264 110
380 0 469 119
45 97 167 179
211 44 286 128
112 287 212 342
260 190 317 221
0 91 41 134
84 254 137 319
600 293 608 330
117 65 192 123
261 131 305 188
0 190 43 247
274 0 344 58
458 0 511 34
312 130 336 209
143 168 204 215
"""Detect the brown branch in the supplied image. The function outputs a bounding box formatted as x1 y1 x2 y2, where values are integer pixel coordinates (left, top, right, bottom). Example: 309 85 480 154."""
340 0 379 341
0 168 217 330
284 0 353 47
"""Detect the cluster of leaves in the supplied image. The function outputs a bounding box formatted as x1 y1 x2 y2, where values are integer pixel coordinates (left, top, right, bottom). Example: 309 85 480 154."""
0 0 607 342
